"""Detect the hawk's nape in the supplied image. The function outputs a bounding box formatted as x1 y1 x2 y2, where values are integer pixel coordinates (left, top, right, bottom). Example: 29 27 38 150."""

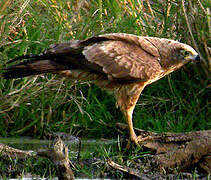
2 33 199 145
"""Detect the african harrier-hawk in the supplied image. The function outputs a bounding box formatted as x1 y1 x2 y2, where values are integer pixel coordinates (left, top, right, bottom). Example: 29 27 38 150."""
3 33 199 145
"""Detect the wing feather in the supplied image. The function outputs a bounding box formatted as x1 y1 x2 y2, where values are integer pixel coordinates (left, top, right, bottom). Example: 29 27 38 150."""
82 35 162 81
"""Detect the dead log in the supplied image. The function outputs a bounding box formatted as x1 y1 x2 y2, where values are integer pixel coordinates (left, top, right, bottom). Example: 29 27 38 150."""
155 136 211 172
117 123 211 173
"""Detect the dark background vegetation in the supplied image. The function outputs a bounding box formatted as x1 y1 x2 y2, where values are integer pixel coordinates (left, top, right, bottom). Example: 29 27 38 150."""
0 0 210 139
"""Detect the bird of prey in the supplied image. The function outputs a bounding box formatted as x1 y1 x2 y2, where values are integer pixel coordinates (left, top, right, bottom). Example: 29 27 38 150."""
2 33 199 145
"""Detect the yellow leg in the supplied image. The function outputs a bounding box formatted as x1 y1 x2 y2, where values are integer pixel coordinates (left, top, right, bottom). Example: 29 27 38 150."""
123 106 139 146
124 107 153 145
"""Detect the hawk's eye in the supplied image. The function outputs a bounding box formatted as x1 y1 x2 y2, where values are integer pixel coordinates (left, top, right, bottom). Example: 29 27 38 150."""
184 51 189 56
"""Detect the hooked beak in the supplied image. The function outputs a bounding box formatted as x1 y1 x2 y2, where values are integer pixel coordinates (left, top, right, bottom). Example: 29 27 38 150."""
185 54 200 62
194 54 200 61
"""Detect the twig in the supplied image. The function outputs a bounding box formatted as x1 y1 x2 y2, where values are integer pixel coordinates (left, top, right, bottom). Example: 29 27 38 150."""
196 0 206 14
107 159 150 180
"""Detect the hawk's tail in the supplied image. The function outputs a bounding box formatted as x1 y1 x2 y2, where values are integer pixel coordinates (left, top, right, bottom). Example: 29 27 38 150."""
2 54 69 79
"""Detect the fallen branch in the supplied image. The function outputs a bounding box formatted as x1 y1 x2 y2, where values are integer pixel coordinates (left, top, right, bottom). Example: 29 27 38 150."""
0 143 34 158
0 137 75 180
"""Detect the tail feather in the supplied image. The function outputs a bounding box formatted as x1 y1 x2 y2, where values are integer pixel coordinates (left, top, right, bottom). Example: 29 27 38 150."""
2 37 107 79
6 54 47 64
2 55 69 79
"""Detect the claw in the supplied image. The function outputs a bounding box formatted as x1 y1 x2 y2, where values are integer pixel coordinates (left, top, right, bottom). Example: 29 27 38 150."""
130 133 141 147
137 135 154 143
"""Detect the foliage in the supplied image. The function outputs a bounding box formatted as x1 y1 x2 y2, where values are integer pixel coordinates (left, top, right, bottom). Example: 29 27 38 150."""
0 0 210 138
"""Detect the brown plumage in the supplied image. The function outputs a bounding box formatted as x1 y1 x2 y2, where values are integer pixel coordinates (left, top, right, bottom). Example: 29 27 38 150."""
2 33 199 145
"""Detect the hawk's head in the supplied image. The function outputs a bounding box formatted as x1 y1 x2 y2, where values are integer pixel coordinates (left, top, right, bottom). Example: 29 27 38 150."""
158 39 200 70
173 43 199 62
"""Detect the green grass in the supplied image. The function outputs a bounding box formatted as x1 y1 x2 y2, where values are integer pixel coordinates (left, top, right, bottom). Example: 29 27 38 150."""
0 0 210 140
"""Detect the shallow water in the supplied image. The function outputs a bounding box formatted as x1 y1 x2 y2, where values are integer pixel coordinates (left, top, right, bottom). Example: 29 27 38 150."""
0 137 116 158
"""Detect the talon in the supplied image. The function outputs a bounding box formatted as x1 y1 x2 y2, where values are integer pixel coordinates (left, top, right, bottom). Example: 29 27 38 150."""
137 135 154 143
130 134 140 146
